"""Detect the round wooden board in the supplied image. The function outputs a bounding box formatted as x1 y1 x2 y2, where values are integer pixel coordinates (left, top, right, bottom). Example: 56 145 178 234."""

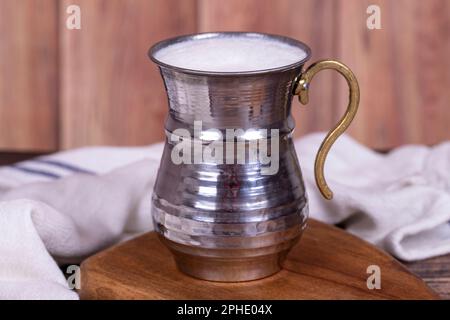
79 219 438 299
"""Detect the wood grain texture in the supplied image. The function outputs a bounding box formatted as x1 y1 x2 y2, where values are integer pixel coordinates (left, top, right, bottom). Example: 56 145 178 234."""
59 0 197 148
79 219 438 300
336 0 450 149
406 254 450 300
0 0 58 151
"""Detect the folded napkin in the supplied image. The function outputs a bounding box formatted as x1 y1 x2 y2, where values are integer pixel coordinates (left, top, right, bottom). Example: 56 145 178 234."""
0 133 449 299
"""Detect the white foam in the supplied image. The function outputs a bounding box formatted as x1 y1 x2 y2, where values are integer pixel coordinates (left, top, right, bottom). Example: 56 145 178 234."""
154 35 307 72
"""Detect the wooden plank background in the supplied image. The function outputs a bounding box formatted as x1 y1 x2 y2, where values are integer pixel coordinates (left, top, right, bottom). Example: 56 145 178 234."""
0 0 449 151
336 0 450 148
0 0 58 151
59 0 197 148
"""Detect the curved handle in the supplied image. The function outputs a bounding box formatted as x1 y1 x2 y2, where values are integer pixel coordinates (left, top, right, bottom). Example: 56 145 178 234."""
294 60 360 200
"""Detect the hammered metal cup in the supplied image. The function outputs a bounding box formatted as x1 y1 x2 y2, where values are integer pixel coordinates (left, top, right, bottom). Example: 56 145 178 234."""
149 32 359 282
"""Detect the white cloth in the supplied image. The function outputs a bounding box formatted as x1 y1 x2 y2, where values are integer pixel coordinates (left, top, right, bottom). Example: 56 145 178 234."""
0 144 163 299
296 134 450 261
0 133 449 299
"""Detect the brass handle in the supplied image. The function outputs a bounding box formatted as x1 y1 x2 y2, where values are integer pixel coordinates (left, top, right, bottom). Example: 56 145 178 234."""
294 60 360 200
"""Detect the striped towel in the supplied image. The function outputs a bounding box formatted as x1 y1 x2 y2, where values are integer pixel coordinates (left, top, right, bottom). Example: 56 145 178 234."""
0 145 164 189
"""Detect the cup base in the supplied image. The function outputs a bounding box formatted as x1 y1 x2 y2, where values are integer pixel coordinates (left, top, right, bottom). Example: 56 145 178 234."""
159 235 299 282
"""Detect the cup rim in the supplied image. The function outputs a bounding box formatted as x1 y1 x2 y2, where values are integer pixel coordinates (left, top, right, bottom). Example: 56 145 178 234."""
148 32 312 76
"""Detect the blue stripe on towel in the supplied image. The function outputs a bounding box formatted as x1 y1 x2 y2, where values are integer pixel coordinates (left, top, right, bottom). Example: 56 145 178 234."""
10 165 61 179
32 159 95 175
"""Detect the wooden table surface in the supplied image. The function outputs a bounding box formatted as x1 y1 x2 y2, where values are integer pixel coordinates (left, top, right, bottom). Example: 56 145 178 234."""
405 255 450 299
80 219 439 300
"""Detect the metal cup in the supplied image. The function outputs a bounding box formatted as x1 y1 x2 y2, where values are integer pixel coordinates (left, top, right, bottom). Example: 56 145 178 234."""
149 32 359 282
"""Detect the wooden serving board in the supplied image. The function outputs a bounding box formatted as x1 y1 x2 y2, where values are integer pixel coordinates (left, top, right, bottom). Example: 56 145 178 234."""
79 219 438 299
